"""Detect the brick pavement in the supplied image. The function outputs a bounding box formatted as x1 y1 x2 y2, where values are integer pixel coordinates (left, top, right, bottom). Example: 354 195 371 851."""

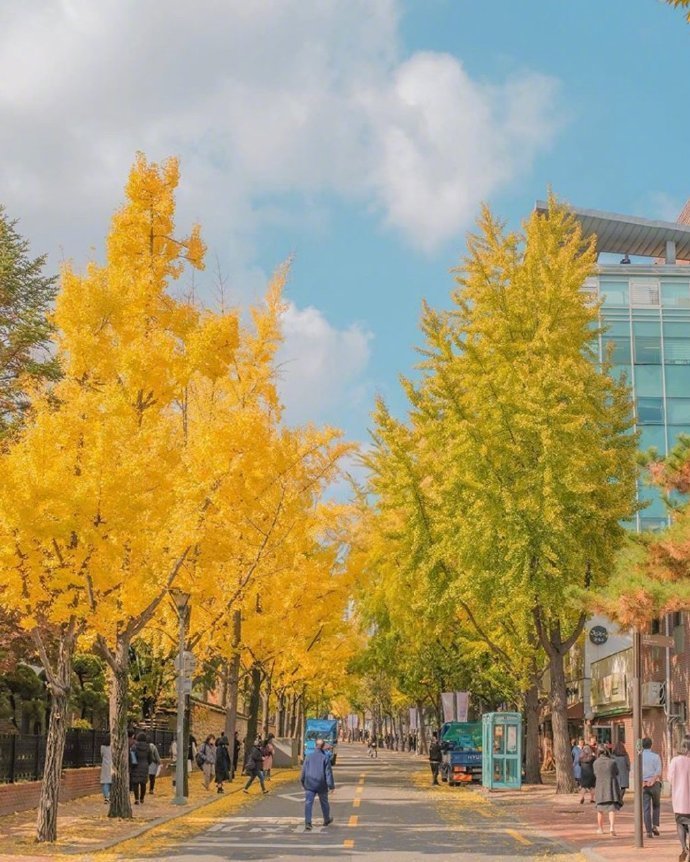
481 782 684 862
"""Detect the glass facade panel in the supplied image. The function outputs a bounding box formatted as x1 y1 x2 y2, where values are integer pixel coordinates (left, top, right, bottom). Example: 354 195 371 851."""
633 320 661 363
634 365 662 397
640 517 669 532
637 397 664 424
610 364 632 383
668 399 690 424
669 425 690 446
661 281 690 307
665 366 690 397
638 426 666 455
639 484 666 518
664 339 690 364
602 337 631 364
600 280 628 306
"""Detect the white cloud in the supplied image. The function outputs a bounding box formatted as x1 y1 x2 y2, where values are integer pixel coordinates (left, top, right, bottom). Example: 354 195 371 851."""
0 0 560 263
0 1 561 426
277 302 373 426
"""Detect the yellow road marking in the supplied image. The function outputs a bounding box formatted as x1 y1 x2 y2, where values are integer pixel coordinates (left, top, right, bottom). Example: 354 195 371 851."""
343 838 355 848
348 815 359 827
476 807 492 818
359 772 366 778
355 785 364 794
352 797 361 808
358 777 365 785
506 828 532 846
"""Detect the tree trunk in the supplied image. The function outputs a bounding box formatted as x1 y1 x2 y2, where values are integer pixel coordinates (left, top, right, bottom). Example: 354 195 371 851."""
416 700 428 755
107 640 132 819
548 650 575 793
223 610 241 766
262 676 271 737
245 664 262 748
35 632 74 843
523 679 542 785
277 690 286 737
397 712 405 751
295 692 305 757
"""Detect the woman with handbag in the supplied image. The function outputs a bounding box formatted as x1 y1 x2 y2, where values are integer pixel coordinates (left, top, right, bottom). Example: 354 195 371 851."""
593 745 622 837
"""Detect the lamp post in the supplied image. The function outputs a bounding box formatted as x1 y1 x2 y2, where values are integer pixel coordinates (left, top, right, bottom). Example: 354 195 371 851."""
632 627 643 849
171 589 191 806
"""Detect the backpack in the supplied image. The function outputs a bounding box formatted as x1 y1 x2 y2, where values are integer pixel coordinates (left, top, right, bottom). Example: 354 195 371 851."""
195 747 205 768
129 747 138 766
149 743 161 765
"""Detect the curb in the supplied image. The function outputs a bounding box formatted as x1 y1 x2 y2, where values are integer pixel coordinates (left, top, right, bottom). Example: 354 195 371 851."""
71 784 249 855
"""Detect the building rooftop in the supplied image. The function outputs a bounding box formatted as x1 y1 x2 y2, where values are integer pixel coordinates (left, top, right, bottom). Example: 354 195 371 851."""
534 200 690 261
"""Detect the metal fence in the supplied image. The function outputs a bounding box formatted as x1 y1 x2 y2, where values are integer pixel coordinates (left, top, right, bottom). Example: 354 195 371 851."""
0 728 175 784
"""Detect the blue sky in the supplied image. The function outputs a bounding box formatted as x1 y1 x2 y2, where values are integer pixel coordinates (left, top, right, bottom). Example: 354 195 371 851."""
1 1 688 448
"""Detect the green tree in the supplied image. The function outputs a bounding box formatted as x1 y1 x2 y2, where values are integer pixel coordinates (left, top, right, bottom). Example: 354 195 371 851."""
410 199 637 792
0 207 58 433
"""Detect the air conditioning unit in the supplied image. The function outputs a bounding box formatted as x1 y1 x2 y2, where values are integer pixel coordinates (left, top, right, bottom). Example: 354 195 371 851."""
642 681 665 707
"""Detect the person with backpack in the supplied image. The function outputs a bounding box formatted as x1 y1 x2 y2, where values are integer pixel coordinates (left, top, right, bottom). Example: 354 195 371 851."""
148 740 161 795
197 734 216 791
429 732 443 786
243 738 269 795
301 738 335 831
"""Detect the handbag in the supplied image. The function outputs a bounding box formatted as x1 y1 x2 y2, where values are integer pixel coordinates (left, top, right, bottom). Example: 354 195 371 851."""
130 747 138 766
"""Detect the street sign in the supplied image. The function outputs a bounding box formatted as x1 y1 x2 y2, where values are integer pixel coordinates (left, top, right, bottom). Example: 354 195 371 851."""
174 650 197 673
182 677 193 695
642 634 674 649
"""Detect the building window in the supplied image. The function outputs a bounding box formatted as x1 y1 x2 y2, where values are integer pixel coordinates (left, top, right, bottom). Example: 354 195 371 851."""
665 366 690 397
600 280 628 306
602 337 631 364
640 517 669 532
668 400 690 424
651 618 661 634
636 397 664 424
616 725 626 743
630 280 660 306
661 281 690 307
634 365 663 397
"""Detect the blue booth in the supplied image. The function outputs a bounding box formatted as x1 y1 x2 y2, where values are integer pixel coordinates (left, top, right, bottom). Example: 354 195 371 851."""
481 712 522 790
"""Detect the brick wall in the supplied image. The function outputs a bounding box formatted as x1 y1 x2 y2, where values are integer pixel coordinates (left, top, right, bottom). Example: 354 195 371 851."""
0 766 101 816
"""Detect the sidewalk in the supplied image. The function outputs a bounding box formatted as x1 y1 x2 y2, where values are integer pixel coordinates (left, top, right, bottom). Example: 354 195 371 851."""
0 768 298 860
480 782 682 862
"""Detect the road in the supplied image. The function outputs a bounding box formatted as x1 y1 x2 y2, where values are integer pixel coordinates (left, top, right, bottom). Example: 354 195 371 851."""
144 743 577 861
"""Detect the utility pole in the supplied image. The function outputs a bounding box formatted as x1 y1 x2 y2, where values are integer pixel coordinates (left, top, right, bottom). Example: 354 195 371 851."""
632 627 643 849
171 590 191 806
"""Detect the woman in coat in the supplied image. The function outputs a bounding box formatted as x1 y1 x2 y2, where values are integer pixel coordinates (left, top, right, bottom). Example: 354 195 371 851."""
215 732 231 793
578 743 596 804
593 745 622 837
262 733 275 781
198 734 216 791
571 738 583 786
612 741 630 800
130 732 152 804
100 734 112 803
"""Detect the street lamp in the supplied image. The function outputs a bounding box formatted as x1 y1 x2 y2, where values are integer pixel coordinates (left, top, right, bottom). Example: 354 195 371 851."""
170 589 190 806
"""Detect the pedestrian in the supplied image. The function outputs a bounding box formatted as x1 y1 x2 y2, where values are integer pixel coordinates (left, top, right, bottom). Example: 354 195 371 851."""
215 731 231 793
593 745 622 837
198 734 216 790
262 733 275 781
130 732 152 805
578 743 596 804
669 739 690 861
612 741 630 801
642 736 663 838
572 738 583 787
243 738 268 794
232 730 241 779
368 734 378 758
100 733 112 804
300 738 335 831
429 732 442 786
188 733 198 773
148 739 161 795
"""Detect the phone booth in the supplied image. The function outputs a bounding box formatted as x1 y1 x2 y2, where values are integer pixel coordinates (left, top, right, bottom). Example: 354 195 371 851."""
482 712 522 790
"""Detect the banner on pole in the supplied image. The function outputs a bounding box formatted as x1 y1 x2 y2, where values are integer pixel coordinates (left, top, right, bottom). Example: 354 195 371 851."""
441 692 455 723
409 707 418 730
347 713 359 729
456 691 469 723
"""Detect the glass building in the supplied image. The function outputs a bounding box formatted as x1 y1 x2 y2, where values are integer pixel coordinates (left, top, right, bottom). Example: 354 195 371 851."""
537 203 690 531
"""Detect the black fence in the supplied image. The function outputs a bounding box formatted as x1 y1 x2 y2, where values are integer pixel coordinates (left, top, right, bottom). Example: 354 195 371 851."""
0 728 175 784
